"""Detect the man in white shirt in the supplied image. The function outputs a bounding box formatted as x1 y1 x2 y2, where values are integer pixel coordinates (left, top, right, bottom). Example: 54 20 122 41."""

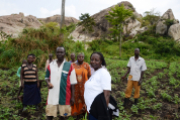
122 48 147 107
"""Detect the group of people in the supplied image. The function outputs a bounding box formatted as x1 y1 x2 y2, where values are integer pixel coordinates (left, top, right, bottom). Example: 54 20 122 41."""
17 46 147 120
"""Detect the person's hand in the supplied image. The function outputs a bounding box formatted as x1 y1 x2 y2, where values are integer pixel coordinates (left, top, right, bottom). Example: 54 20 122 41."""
37 82 40 88
70 97 74 106
21 83 24 89
138 80 142 86
48 82 53 89
121 76 126 80
81 104 87 112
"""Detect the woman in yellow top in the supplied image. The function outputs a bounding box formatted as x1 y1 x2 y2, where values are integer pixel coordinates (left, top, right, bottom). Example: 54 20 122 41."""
71 53 91 119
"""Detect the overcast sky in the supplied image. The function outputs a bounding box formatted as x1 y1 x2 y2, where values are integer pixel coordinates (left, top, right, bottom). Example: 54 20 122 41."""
0 0 180 20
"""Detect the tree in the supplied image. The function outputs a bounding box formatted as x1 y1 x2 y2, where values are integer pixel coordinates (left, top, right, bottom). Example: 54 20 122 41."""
78 13 95 48
143 9 160 25
60 0 65 29
106 4 133 57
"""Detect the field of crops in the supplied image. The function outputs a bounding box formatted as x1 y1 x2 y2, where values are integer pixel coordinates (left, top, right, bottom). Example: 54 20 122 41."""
0 59 180 120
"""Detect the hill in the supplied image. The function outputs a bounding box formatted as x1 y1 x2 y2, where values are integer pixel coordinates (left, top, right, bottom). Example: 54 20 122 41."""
0 13 79 40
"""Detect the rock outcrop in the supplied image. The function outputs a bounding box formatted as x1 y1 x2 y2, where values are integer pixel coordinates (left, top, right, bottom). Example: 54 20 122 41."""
0 12 42 39
70 1 145 42
156 21 168 35
38 15 79 26
0 13 79 40
156 9 175 35
168 24 180 41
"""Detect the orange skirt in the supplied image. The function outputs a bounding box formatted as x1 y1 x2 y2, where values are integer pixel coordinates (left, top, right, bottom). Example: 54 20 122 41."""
71 103 86 116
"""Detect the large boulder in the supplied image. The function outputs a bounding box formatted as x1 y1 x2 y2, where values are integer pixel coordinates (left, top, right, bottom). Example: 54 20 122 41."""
168 24 180 41
161 9 175 20
0 12 42 40
156 21 168 34
70 1 145 42
38 15 79 26
156 9 175 35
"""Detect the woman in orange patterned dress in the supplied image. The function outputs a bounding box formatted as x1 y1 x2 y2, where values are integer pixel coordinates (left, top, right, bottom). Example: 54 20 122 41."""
71 53 91 118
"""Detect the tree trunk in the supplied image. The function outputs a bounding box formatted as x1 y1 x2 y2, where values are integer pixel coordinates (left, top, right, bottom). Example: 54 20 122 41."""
60 0 65 29
119 23 123 57
84 31 87 49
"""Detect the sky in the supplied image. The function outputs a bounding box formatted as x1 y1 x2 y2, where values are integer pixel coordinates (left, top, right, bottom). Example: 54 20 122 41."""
0 0 180 20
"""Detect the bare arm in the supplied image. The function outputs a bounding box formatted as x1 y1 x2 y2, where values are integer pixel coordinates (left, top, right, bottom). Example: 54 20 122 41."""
20 67 24 88
70 85 75 106
103 90 110 106
139 71 144 86
122 67 130 80
36 68 39 88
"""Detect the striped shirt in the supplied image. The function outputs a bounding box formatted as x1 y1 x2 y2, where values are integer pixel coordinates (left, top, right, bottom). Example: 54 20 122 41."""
22 64 37 82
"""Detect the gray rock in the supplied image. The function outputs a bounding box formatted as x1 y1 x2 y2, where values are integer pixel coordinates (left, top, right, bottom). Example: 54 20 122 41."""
156 21 168 34
168 24 180 41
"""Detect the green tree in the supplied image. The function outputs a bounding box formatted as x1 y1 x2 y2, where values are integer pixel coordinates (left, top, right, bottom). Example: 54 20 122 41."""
143 9 160 25
78 13 95 48
106 4 133 56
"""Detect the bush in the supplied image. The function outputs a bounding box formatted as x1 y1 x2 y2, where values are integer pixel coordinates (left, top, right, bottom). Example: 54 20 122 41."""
0 24 77 68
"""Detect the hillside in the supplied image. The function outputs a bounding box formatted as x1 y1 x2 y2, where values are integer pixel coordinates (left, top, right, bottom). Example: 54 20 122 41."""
0 13 79 40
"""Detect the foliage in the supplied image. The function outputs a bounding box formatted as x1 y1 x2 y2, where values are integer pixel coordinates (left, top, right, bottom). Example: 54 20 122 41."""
164 19 174 28
106 4 133 56
0 23 79 68
78 13 95 48
143 9 160 25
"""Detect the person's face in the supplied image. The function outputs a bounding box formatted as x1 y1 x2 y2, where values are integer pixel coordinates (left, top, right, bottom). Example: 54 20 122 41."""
49 54 53 59
27 56 34 63
71 54 75 60
90 54 102 70
56 47 65 60
77 54 84 64
134 50 140 57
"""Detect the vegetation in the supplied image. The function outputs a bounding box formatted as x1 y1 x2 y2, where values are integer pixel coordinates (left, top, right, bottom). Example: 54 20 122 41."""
0 23 90 68
78 13 95 48
143 9 160 26
1 7 180 119
106 4 133 56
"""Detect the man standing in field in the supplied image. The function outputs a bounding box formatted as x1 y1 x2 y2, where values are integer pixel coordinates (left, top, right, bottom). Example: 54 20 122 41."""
122 48 147 106
45 46 77 120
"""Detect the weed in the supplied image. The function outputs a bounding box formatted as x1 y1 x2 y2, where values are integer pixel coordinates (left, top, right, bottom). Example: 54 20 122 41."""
131 105 139 114
174 94 180 104
161 91 172 102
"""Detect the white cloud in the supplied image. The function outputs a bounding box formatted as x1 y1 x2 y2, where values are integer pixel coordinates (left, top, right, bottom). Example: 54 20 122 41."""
40 5 78 18
0 3 19 16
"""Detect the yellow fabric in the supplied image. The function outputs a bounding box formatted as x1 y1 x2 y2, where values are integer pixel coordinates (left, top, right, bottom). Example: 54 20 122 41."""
46 104 71 117
125 75 140 98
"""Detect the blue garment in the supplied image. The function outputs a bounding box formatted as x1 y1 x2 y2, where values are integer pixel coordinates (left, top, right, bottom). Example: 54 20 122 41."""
89 113 98 120
23 82 41 105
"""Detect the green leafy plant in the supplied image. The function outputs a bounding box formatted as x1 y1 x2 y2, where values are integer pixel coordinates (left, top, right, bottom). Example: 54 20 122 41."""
161 91 172 102
152 103 162 110
131 105 139 114
106 4 133 56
